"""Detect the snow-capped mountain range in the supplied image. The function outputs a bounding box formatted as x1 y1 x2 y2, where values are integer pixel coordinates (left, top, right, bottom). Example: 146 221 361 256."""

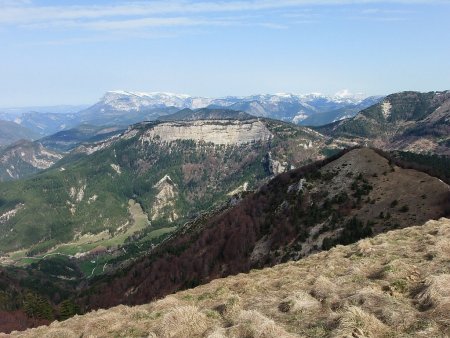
86 90 383 126
101 90 370 111
0 91 383 142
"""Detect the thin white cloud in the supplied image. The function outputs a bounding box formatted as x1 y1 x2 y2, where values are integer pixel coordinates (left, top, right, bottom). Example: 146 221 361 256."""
82 17 242 31
360 8 414 14
346 7 415 21
0 0 30 5
20 31 183 46
23 17 208 30
21 15 286 32
0 0 448 26
2 0 448 45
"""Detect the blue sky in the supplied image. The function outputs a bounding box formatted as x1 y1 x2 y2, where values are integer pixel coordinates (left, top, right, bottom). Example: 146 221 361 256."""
0 0 449 106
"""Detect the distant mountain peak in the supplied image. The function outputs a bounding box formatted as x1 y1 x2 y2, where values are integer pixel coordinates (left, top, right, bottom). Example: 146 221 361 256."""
105 90 192 99
333 89 366 101
273 92 297 98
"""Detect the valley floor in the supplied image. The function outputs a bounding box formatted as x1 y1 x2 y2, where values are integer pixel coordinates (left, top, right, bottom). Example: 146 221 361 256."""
3 217 449 337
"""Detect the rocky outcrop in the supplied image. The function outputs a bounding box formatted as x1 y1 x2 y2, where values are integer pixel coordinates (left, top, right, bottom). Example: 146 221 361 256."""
265 151 290 176
0 141 63 181
151 175 179 222
0 142 62 170
0 203 24 225
140 119 273 145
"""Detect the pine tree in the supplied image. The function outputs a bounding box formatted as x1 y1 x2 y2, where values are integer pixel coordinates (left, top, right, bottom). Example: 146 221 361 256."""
59 299 80 320
23 292 53 320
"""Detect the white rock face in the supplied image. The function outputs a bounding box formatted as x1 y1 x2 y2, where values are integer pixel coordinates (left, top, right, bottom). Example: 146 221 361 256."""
68 181 87 214
88 195 98 204
6 168 14 178
267 152 289 176
77 135 120 155
227 182 249 196
66 201 76 215
27 145 62 169
302 140 313 150
121 129 139 140
76 185 86 203
381 100 392 119
287 178 306 194
0 203 24 224
0 143 63 178
140 119 273 145
110 164 121 175
151 175 179 222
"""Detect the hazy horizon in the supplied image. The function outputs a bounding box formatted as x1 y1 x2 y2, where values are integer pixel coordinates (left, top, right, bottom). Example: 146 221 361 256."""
1 0 449 106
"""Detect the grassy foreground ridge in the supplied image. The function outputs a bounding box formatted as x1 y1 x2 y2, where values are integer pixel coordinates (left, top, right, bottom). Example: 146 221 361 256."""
5 217 450 337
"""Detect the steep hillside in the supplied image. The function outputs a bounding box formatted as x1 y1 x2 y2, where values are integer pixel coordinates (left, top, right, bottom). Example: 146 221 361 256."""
318 91 450 155
7 217 450 337
0 147 448 333
0 141 63 181
0 121 38 147
78 148 450 311
0 114 329 261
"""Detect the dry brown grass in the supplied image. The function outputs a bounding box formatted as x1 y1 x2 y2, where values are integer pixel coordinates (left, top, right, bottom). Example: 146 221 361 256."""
415 274 450 326
4 218 450 338
229 310 297 338
278 290 320 313
159 306 209 337
332 305 389 338
311 275 337 301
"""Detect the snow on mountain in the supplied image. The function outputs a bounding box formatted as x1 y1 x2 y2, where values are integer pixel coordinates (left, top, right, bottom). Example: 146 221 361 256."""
102 91 195 111
79 90 382 127
292 111 309 124
333 89 366 103
100 90 370 111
